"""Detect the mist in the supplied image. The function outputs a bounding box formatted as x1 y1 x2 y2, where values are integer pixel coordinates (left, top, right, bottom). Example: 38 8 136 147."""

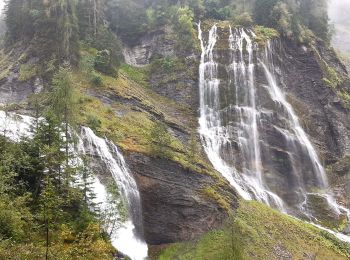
329 0 350 52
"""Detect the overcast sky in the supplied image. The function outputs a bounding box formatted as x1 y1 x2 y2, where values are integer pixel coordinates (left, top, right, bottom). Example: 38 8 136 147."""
0 0 4 14
329 0 350 52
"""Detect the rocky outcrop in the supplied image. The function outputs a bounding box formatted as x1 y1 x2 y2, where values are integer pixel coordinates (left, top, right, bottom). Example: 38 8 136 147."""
125 152 238 245
275 39 350 209
277 39 350 161
0 52 43 106
123 28 176 67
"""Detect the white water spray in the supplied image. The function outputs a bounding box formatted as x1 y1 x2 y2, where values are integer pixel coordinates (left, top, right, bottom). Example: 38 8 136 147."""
0 111 148 259
197 23 350 242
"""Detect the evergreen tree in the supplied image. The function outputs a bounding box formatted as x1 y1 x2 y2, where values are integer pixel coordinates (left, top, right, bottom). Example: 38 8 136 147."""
50 64 77 186
150 122 172 158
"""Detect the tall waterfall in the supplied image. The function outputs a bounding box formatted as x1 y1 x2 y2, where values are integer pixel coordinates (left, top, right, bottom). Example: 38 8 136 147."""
0 111 148 260
198 23 350 236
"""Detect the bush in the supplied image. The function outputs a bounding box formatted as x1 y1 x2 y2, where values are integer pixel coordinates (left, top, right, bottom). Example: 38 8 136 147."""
270 2 293 37
19 64 37 82
172 7 197 52
162 56 175 72
86 115 102 132
90 73 103 87
94 50 116 76
234 12 254 27
149 122 172 158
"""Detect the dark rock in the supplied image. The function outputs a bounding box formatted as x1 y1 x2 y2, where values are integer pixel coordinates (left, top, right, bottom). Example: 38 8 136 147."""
125 152 238 245
123 28 176 67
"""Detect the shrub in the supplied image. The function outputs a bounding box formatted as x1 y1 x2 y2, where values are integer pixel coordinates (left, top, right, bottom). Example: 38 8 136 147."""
172 7 197 52
162 56 175 72
90 73 103 87
94 50 116 76
149 122 172 158
234 12 254 27
19 64 37 81
86 115 102 132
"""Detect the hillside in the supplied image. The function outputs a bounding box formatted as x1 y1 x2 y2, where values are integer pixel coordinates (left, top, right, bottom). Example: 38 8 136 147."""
0 0 350 259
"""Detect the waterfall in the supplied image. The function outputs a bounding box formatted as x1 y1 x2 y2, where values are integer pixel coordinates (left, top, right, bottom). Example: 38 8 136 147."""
79 127 148 260
0 111 148 259
198 23 350 241
198 23 284 210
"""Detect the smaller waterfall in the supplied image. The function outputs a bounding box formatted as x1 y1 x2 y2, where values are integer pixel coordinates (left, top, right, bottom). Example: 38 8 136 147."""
0 111 148 259
0 110 33 141
80 127 148 260
260 42 328 188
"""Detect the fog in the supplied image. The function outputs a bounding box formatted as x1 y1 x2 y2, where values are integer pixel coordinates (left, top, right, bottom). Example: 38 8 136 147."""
0 0 4 13
329 0 350 52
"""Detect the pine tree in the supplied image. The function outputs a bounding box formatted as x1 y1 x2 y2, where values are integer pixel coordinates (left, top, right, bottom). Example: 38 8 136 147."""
50 65 77 186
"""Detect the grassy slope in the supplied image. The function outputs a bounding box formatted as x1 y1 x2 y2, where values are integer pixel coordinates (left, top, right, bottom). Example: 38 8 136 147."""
157 201 350 260
72 47 229 186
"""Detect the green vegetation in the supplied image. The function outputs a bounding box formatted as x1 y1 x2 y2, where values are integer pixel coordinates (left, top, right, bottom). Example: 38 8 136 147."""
201 187 231 212
311 46 350 109
19 64 38 81
0 128 114 258
253 0 331 44
149 122 173 158
171 7 197 52
94 50 116 76
0 64 118 258
157 201 350 259
120 64 150 87
253 26 279 45
233 12 253 27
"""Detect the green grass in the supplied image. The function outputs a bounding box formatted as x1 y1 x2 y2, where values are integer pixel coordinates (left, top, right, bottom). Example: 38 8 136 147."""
312 46 343 89
254 26 279 46
19 64 38 81
201 187 231 212
157 201 350 260
120 63 150 87
73 51 222 179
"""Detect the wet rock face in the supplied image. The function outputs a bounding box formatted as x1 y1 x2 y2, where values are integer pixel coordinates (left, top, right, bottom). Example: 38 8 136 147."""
0 72 39 105
123 27 199 107
277 40 350 161
123 29 176 67
125 152 238 245
276 40 350 208
0 55 44 106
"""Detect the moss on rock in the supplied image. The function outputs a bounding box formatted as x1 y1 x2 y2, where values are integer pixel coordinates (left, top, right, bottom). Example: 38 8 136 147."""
156 200 350 260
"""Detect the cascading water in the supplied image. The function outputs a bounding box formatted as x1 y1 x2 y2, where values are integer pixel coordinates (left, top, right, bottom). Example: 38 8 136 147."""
198 23 284 210
79 127 148 260
0 111 148 259
198 23 350 241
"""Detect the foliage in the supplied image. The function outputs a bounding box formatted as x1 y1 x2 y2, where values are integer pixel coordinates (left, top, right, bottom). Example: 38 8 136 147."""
253 0 278 27
0 129 115 259
270 1 293 37
19 63 38 81
120 64 150 87
105 0 149 45
234 12 253 27
253 25 279 45
171 7 197 52
94 50 116 76
149 122 173 158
